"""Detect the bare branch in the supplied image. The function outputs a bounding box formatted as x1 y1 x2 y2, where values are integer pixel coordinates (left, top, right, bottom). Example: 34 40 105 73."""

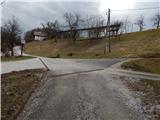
135 15 145 31
152 12 160 29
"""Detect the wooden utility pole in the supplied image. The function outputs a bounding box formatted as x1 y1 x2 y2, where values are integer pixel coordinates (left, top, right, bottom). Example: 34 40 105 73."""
108 8 111 53
104 8 111 54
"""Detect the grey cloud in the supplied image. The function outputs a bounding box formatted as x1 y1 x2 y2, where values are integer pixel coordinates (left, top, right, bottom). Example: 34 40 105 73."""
2 1 160 33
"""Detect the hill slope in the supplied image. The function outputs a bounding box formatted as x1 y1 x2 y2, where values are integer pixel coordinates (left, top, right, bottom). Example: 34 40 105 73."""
25 29 160 58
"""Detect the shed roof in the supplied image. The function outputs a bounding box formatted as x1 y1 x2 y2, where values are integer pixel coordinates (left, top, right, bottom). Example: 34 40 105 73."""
34 31 47 37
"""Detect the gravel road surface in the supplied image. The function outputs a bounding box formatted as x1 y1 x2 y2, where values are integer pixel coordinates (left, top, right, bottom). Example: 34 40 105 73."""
3 57 159 120
16 58 147 120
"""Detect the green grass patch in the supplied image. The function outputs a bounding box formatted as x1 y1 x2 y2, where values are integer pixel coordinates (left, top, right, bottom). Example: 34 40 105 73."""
1 56 34 62
121 58 160 74
8 75 17 81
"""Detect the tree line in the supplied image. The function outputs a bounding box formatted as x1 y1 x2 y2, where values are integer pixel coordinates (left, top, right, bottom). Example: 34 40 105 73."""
25 12 160 41
1 12 160 56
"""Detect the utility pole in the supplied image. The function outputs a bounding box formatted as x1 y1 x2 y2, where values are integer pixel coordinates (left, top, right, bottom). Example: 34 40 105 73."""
104 8 111 54
104 9 111 54
108 8 111 53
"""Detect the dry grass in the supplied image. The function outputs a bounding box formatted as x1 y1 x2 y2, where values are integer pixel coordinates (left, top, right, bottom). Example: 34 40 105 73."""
25 29 160 58
1 69 45 120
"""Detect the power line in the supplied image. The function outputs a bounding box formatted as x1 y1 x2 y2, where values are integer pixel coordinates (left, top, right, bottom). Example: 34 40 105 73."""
111 7 160 12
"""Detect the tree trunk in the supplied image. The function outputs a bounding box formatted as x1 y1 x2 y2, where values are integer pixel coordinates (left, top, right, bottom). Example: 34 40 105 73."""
73 31 77 44
157 21 159 29
11 46 14 56
140 26 142 31
21 44 24 56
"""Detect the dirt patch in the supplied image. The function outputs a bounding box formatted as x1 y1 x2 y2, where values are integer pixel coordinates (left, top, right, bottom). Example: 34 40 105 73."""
122 79 160 120
1 69 46 120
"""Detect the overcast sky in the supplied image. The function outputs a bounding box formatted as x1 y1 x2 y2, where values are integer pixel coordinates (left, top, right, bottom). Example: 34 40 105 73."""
1 0 160 33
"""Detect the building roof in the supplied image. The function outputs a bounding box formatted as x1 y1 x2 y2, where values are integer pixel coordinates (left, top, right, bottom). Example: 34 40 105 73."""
34 31 47 37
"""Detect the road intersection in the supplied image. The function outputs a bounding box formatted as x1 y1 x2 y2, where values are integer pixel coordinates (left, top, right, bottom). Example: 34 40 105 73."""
2 57 160 120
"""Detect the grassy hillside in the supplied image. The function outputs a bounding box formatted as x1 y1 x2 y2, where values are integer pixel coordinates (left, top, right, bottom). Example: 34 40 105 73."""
25 29 160 58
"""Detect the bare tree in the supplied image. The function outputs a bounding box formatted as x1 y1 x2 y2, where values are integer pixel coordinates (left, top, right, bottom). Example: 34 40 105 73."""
122 16 130 33
85 15 101 28
1 17 21 56
135 15 145 31
24 29 36 43
24 27 43 43
85 15 105 39
64 13 84 43
85 15 96 38
41 20 59 30
64 13 83 30
41 20 60 39
152 12 160 29
112 20 123 38
94 17 105 38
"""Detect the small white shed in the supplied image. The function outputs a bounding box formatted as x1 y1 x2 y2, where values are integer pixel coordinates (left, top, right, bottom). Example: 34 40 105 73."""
13 46 22 56
34 31 47 41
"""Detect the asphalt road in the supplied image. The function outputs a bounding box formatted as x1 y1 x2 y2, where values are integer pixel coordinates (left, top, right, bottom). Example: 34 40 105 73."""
1 58 45 74
41 58 125 75
16 58 147 120
1 57 123 74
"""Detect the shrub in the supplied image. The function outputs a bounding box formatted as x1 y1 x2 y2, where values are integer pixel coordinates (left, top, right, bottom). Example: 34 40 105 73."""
56 54 60 58
68 53 74 56
95 54 99 56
